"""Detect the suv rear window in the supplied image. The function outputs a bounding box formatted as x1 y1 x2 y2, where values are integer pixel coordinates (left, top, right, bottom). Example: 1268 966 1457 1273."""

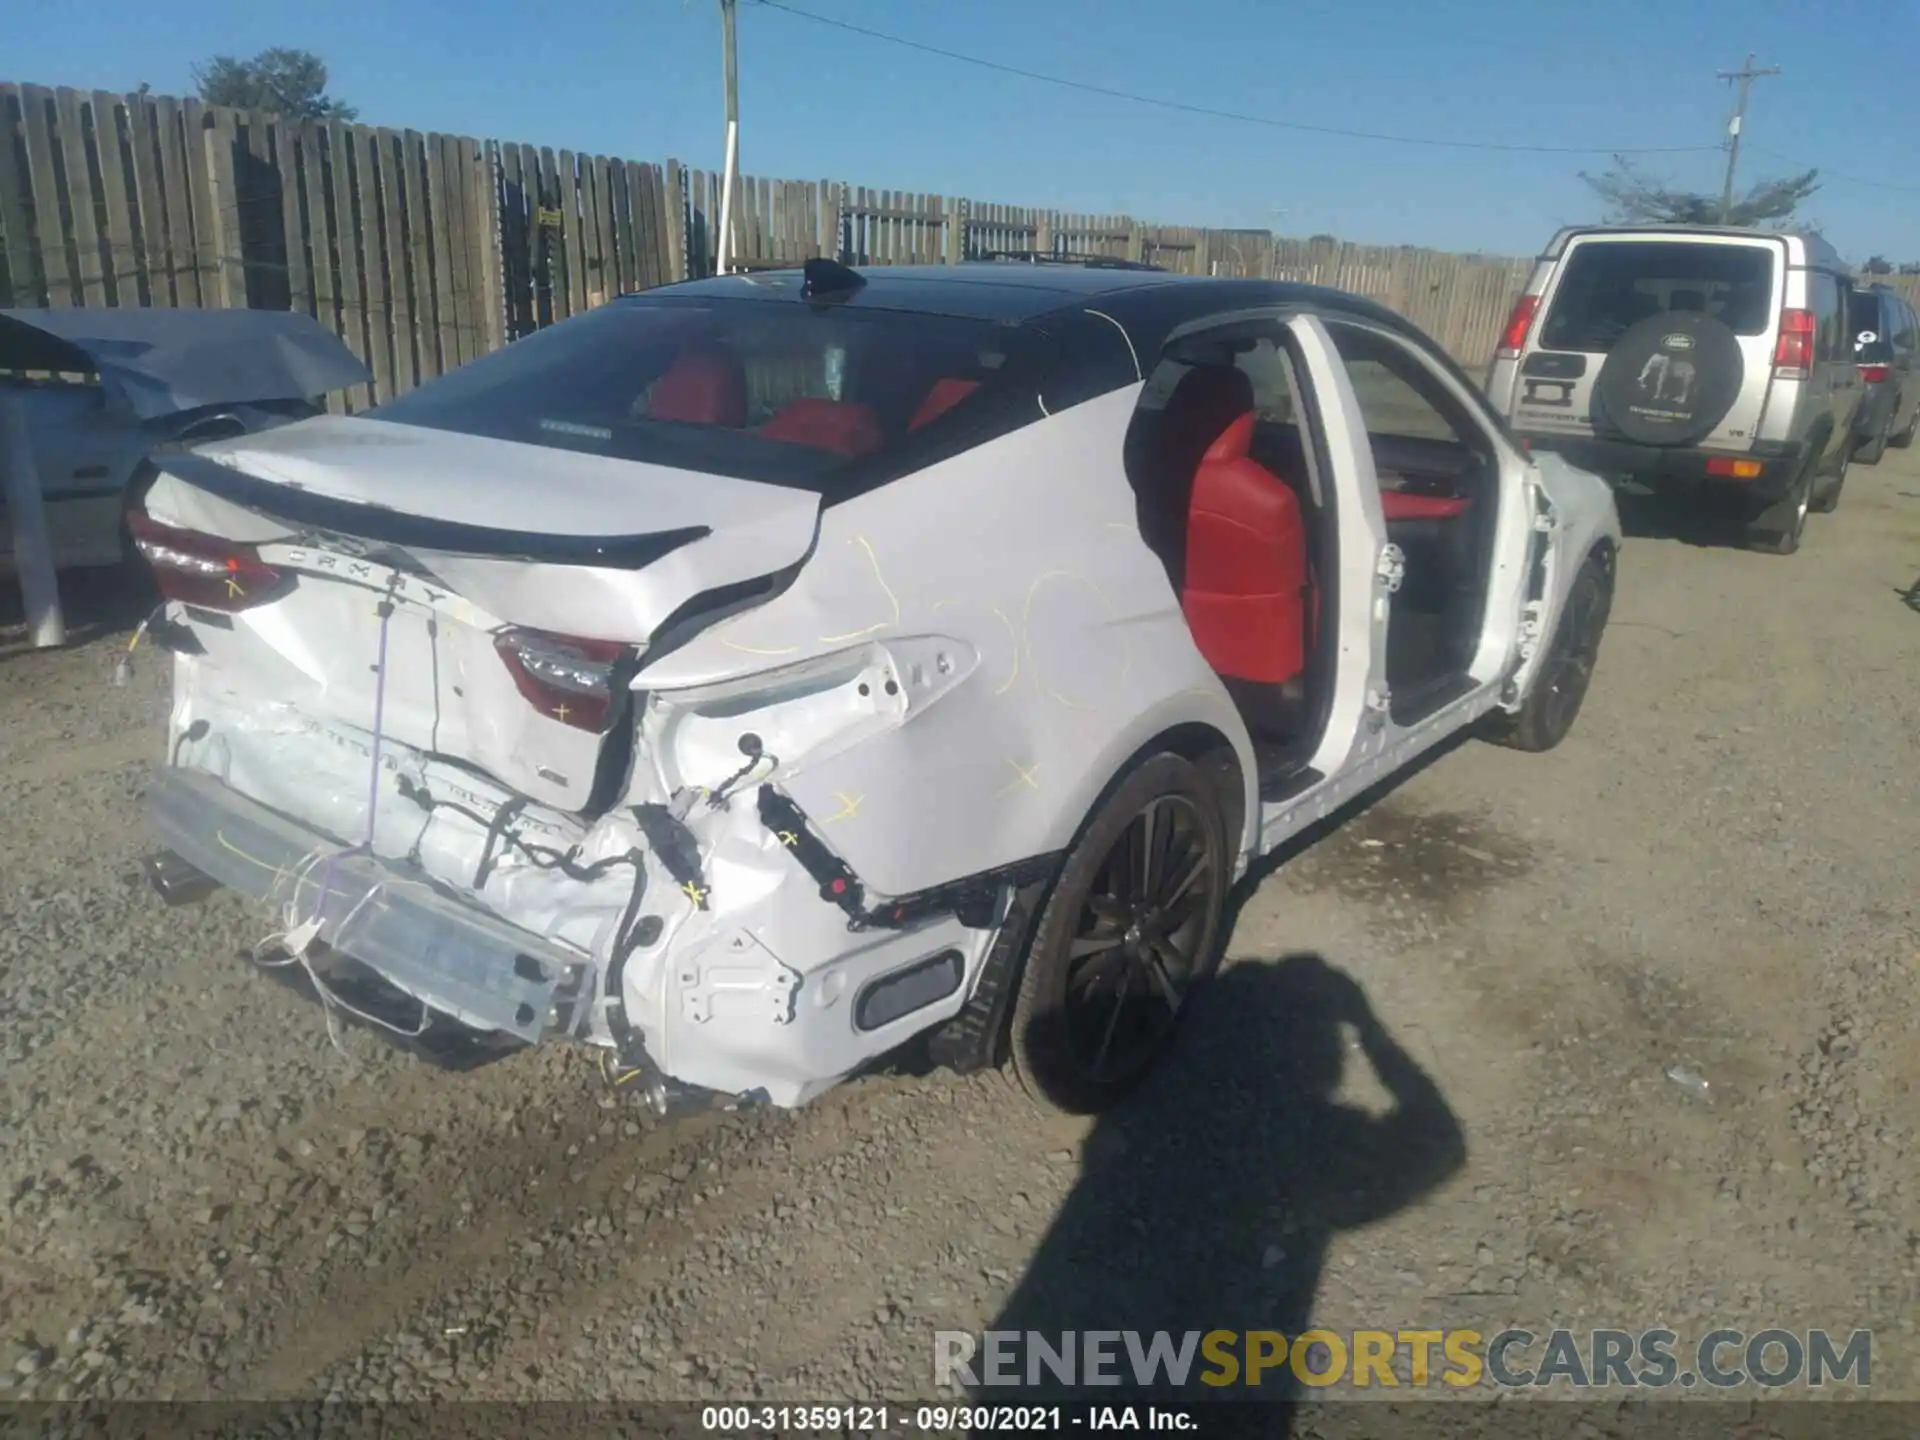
365 296 1050 495
1850 290 1884 342
1539 240 1777 352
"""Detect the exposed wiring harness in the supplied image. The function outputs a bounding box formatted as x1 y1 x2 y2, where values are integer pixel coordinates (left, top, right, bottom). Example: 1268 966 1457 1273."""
111 602 169 688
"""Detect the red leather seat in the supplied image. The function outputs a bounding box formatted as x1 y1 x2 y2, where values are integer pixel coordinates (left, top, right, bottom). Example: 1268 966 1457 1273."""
909 377 980 429
1133 365 1259 594
647 348 747 426
1180 411 1311 687
756 398 883 457
1381 492 1471 521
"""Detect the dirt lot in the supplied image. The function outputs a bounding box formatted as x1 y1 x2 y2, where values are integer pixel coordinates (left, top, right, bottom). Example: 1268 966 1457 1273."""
2 450 1917 1413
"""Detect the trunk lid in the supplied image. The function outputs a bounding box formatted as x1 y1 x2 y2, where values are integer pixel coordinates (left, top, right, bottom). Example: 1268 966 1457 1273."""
147 414 820 813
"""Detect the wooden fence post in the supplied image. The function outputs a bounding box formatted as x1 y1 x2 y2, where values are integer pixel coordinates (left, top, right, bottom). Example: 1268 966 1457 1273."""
944 196 964 265
202 109 246 307
821 179 841 264
664 161 687 281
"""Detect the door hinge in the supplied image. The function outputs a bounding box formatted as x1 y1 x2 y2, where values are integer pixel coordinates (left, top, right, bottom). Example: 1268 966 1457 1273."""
1375 542 1406 593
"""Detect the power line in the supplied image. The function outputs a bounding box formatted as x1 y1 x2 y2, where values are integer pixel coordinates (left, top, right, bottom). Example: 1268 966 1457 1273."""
748 0 1720 157
1747 143 1920 198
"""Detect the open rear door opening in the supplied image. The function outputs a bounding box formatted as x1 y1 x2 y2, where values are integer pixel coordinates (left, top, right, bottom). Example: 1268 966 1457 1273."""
1124 321 1345 803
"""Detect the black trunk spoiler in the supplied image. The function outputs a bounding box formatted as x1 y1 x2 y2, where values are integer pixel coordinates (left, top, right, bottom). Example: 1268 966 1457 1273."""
156 453 711 570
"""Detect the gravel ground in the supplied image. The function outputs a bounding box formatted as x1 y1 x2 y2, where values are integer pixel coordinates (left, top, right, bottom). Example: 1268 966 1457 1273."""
2 451 1916 1415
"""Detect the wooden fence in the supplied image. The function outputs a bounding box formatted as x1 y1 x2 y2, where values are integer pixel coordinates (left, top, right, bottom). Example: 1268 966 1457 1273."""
24 81 1906 409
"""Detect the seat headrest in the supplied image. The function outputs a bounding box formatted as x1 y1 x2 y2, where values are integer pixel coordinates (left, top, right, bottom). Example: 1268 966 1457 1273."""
647 347 747 426
1161 365 1253 455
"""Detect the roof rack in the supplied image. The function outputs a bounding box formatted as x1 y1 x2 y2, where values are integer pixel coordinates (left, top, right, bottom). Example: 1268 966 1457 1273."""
972 250 1165 273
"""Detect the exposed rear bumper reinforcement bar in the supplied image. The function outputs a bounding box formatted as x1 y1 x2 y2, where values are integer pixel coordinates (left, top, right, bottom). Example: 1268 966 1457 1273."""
148 765 587 1045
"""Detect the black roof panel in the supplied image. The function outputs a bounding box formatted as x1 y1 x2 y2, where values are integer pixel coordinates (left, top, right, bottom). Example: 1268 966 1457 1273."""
634 262 1192 321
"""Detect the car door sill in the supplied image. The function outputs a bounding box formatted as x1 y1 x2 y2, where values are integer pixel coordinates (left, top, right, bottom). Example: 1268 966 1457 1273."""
1389 673 1479 727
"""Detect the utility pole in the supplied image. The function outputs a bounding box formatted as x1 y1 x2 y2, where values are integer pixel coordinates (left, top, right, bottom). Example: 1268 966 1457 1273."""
716 0 741 274
1716 53 1779 225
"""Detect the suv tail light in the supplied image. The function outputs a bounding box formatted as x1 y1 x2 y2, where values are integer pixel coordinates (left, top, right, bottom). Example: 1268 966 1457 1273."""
495 627 630 733
1497 294 1541 358
1773 309 1814 378
1858 363 1889 384
127 509 291 612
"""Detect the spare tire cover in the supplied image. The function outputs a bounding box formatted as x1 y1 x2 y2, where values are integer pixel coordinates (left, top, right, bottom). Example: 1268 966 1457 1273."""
1592 310 1746 446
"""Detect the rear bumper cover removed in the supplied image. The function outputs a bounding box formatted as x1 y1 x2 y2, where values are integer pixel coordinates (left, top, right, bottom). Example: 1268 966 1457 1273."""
148 765 589 1044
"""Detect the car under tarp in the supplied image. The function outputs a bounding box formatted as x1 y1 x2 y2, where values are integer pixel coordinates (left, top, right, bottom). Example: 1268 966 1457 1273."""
0 307 370 418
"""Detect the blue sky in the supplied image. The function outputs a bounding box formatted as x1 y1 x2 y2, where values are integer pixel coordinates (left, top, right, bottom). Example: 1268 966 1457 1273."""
13 0 1920 262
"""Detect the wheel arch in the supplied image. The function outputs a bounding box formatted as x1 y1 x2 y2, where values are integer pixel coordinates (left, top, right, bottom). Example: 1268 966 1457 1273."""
1054 712 1257 879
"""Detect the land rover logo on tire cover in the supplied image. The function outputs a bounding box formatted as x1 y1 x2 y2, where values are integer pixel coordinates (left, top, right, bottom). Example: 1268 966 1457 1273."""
1592 310 1746 448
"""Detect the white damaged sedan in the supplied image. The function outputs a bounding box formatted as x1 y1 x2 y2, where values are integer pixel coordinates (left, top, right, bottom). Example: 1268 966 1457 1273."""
138 257 1620 1115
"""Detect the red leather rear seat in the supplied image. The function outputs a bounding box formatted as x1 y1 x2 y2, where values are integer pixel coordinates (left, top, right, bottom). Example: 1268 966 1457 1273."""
646 348 747 426
1180 411 1312 687
756 398 884 457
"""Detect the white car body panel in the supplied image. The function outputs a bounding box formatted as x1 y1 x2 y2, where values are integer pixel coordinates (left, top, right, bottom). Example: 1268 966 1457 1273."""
640 385 1261 897
141 283 1620 1110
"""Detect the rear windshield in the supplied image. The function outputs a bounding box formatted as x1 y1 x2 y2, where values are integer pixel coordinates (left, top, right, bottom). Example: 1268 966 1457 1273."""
1539 240 1777 352
365 296 1049 493
1849 291 1887 353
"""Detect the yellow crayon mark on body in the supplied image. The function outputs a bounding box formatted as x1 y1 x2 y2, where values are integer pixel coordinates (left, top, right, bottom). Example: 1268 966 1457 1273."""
822 791 863 823
998 759 1041 796
722 638 803 657
819 535 904 644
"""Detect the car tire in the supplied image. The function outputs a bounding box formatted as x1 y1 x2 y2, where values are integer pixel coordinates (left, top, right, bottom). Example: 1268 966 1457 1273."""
1006 751 1231 1115
1481 549 1613 754
1891 406 1917 450
1742 452 1818 555
1812 438 1853 513
1851 418 1889 471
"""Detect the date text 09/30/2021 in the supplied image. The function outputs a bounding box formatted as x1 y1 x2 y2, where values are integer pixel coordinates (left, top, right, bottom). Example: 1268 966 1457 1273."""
700 1403 1198 1433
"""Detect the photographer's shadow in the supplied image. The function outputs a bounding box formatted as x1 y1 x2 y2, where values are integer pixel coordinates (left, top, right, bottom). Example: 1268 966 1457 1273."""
990 953 1466 1417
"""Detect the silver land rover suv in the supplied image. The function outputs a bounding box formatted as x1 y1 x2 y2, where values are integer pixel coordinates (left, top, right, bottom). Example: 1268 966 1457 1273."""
1485 226 1864 556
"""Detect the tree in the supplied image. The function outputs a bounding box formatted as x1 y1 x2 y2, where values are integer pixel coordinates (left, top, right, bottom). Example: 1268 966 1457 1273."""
193 48 357 121
1578 154 1820 228
1864 256 1894 275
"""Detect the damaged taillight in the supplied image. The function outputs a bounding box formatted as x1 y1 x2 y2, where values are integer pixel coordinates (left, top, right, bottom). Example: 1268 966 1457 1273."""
495 627 630 733
126 509 291 612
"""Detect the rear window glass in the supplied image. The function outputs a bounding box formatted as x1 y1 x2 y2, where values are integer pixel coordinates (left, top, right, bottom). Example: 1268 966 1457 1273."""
1850 291 1883 341
365 297 1048 494
1539 241 1777 352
